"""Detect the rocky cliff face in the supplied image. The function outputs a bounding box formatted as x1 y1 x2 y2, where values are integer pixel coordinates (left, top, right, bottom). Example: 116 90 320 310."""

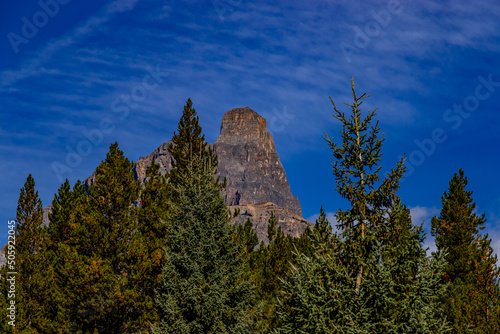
214 107 302 217
229 202 311 245
133 141 175 183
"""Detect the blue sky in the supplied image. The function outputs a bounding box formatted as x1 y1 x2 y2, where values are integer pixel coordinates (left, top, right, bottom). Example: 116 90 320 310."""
1 0 499 257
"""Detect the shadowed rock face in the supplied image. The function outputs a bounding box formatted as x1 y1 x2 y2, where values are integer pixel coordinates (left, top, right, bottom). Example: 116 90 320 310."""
214 107 302 217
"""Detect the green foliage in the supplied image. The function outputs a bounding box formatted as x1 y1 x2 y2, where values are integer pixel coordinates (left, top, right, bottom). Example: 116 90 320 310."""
236 219 259 257
38 143 160 333
6 93 499 333
274 78 449 333
153 99 254 333
431 169 500 333
0 175 48 333
324 77 406 291
275 201 450 333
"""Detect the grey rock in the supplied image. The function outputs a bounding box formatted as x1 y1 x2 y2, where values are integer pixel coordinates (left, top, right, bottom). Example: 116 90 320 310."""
214 107 302 217
229 202 312 245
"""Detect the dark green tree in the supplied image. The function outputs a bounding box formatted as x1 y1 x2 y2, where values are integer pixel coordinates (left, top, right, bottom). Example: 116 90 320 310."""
0 175 48 333
275 200 450 333
167 98 217 191
431 169 500 333
84 142 158 333
42 143 158 333
153 99 254 333
235 219 259 258
16 175 46 331
136 162 171 329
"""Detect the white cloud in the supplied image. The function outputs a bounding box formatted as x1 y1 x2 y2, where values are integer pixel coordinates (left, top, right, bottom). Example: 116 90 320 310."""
409 205 440 226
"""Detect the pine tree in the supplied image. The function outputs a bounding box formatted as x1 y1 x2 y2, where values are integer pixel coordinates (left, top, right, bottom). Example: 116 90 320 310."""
431 169 500 333
84 142 157 333
235 218 259 258
253 212 297 331
153 99 254 333
136 162 171 329
167 98 216 191
0 175 48 332
295 206 334 257
44 179 104 333
42 143 158 333
275 200 450 333
16 174 46 331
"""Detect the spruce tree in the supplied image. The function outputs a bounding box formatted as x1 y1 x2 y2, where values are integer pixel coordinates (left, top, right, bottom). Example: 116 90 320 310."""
16 174 46 331
235 218 259 258
136 162 171 329
325 77 406 291
44 179 104 333
274 78 450 332
275 200 450 333
251 212 296 331
153 99 254 333
431 169 500 333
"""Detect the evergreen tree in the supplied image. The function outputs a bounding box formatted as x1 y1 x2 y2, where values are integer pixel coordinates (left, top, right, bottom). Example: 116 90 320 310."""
235 218 259 258
0 175 48 333
167 98 216 191
153 99 254 333
136 162 171 329
44 179 104 333
295 206 334 258
325 77 406 291
274 78 450 332
16 174 46 331
251 212 296 331
84 142 156 333
431 169 500 333
275 201 450 333
42 143 158 333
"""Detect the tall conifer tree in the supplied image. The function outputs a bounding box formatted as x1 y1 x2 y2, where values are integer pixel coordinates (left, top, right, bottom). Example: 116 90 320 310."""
431 169 500 333
43 144 158 333
0 175 48 332
153 99 254 333
274 78 449 332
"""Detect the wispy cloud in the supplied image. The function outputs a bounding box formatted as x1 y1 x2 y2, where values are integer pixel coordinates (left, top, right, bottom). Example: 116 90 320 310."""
0 0 140 88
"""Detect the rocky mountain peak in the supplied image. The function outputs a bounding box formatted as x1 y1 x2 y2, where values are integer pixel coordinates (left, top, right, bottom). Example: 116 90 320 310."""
217 107 268 145
214 107 302 217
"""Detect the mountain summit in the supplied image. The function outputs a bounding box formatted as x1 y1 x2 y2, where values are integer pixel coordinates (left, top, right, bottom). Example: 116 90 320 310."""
214 107 302 217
